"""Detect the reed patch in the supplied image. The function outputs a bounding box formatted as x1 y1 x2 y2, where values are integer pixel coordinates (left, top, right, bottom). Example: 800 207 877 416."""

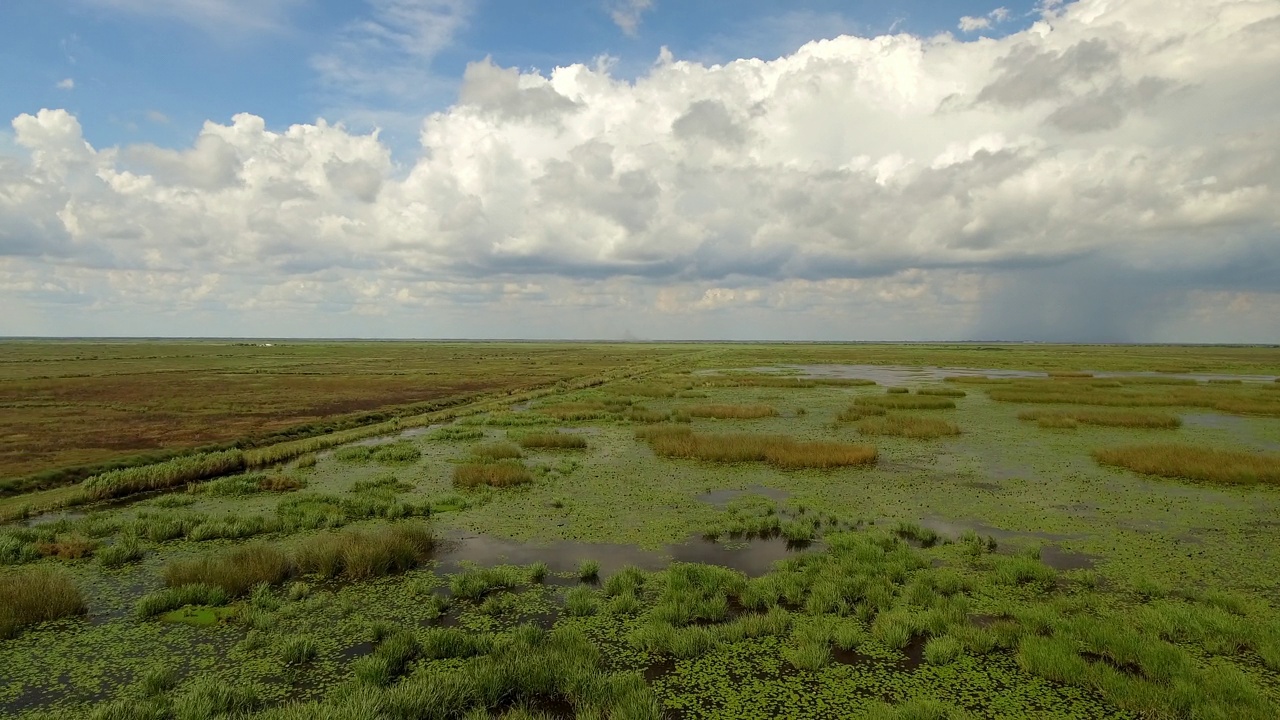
1094 444 1280 486
686 404 779 419
1 566 86 638
639 426 876 469
857 415 961 439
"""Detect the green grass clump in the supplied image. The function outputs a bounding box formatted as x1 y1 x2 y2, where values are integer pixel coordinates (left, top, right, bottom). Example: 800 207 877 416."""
172 677 259 720
578 559 601 581
453 461 534 489
431 426 485 441
916 387 967 397
515 432 588 450
136 584 230 618
280 636 318 664
82 449 246 500
886 387 910 394
564 587 599 616
198 471 305 496
625 407 671 423
0 534 39 565
1 566 86 638
857 415 960 439
1094 444 1280 485
923 635 963 665
893 521 941 547
854 395 956 410
370 441 423 463
97 538 144 568
450 564 528 599
784 638 831 670
686 404 779 419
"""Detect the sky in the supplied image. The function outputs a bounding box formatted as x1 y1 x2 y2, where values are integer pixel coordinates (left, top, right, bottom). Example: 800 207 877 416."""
0 0 1278 342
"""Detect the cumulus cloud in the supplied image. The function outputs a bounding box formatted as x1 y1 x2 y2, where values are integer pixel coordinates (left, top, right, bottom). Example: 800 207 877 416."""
55 78 75 91
4 0 1280 340
610 0 654 37
959 7 1012 33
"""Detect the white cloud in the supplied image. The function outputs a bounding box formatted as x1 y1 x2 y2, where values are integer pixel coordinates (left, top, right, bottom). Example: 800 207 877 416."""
610 0 654 37
55 78 75 90
4 0 1280 340
960 6 1013 33
146 110 170 124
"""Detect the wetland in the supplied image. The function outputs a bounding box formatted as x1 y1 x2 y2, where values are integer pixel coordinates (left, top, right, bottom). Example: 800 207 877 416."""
2 341 1280 718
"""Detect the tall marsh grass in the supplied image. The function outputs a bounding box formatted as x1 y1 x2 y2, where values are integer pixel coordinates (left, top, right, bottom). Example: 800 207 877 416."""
453 461 534 489
989 379 1280 417
857 415 960 439
82 450 246 500
514 432 588 450
1 566 86 638
161 522 436 598
1094 445 1280 486
639 427 876 469
854 396 956 410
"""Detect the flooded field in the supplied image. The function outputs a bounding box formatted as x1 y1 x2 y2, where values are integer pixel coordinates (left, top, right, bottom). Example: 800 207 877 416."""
3 348 1280 718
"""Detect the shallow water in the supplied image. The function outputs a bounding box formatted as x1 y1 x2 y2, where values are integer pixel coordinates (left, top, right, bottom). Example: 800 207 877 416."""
730 364 1276 385
433 530 811 579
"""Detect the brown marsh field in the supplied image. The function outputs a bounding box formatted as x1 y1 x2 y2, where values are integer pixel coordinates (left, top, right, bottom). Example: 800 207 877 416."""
2 341 1280 719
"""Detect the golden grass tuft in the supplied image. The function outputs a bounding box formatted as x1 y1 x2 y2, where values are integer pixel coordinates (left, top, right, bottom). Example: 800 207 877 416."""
835 405 888 422
854 395 956 410
452 461 534 489
514 432 588 450
1093 444 1280 486
35 534 98 560
1 567 86 638
686 404 779 419
1017 409 1182 429
987 379 1280 417
164 544 292 597
856 415 961 439
639 426 875 469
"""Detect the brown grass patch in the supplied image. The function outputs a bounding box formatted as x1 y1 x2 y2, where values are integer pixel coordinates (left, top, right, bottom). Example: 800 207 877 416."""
452 461 534 489
686 404 779 419
35 535 98 560
856 415 960 439
1037 416 1079 429
1094 444 1280 486
1017 409 1182 429
854 395 956 410
258 472 307 492
515 432 588 450
1 567 86 638
639 426 875 469
624 407 671 423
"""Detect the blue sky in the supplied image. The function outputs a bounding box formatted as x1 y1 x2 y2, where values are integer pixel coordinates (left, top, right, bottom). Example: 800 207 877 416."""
2 0 1278 341
2 1 1039 154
